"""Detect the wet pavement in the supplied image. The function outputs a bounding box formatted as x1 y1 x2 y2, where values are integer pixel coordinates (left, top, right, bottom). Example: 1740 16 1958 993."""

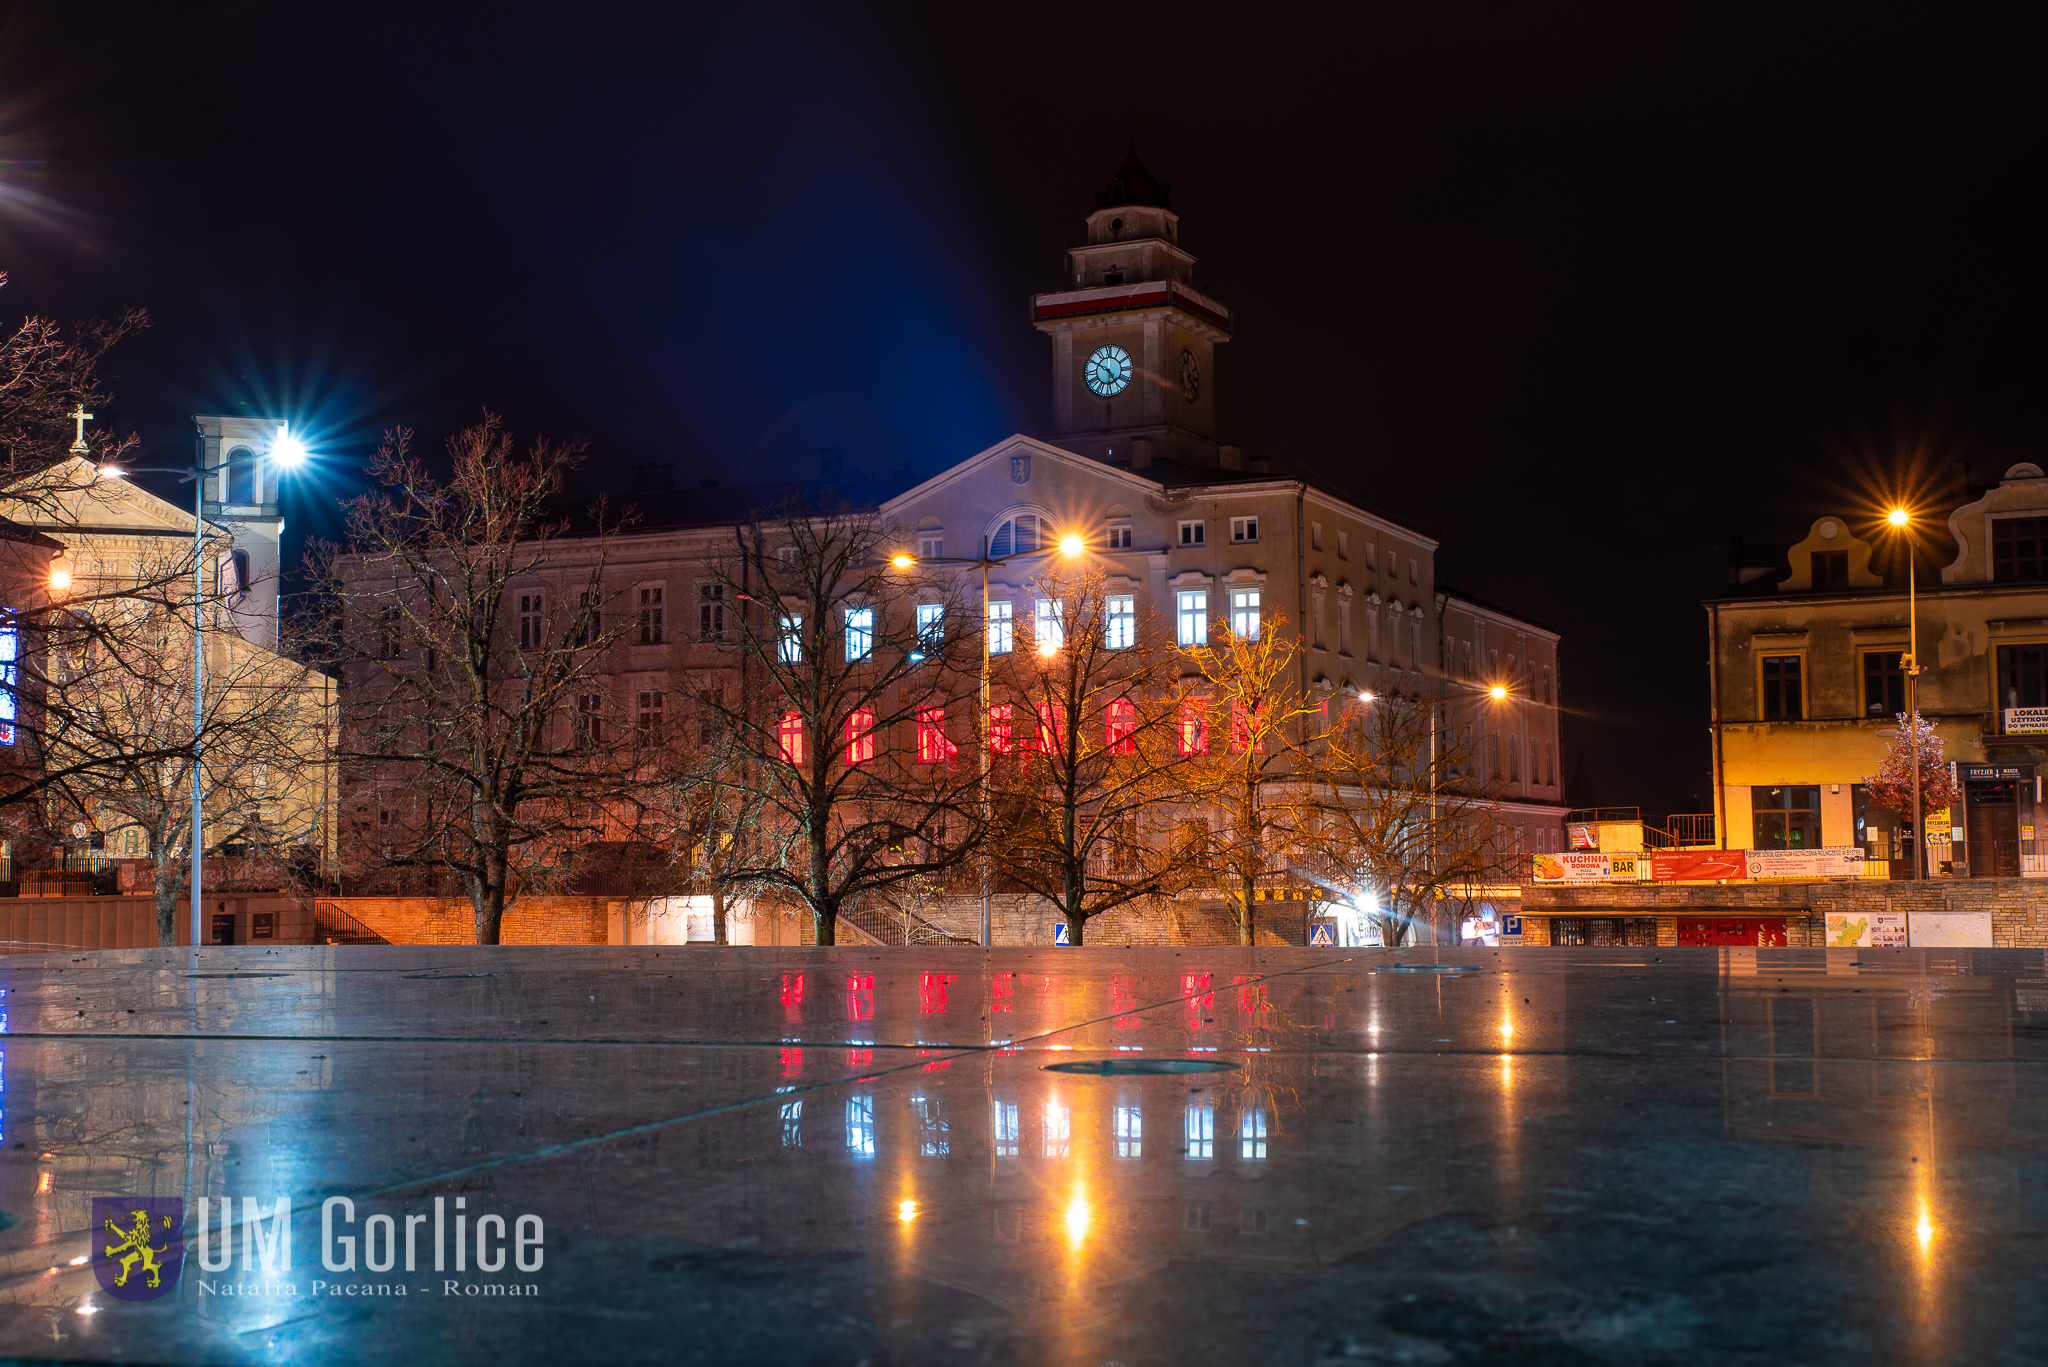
0 942 2042 1364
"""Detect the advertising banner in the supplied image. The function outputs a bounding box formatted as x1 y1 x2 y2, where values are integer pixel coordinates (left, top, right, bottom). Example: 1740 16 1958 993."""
1909 911 1993 947
1651 850 1748 882
1531 852 1644 883
1826 911 1905 947
1744 847 1865 879
2004 708 2048 736
1567 824 1599 850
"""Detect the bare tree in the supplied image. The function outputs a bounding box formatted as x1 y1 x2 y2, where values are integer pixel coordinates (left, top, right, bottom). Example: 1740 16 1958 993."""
1178 606 1322 946
305 415 644 944
698 505 986 945
39 583 330 945
986 568 1196 945
0 274 145 505
1301 688 1510 947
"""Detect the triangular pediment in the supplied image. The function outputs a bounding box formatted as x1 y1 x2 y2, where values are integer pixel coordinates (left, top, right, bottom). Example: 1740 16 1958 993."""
0 457 209 537
878 434 1162 516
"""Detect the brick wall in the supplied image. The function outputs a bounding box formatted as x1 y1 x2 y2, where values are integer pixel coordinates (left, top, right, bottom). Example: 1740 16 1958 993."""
0 894 309 951
333 896 608 945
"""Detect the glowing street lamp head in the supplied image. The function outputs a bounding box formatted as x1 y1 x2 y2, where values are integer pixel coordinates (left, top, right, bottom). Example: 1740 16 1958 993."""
48 563 70 591
1489 685 1508 700
1058 533 1085 557
1888 507 1910 527
1037 640 1058 657
96 465 126 479
890 553 916 569
271 425 310 469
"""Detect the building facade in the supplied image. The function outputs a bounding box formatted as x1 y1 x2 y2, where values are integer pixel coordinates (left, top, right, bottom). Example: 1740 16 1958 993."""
1707 461 2048 878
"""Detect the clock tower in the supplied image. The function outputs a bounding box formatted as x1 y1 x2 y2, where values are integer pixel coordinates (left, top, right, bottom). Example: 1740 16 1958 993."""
1032 150 1233 470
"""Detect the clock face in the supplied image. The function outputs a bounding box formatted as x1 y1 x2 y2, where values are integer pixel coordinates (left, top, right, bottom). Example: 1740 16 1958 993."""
1084 345 1133 397
1179 349 1200 403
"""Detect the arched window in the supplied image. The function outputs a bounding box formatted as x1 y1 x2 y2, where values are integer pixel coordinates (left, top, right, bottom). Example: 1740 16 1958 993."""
226 447 256 504
988 513 1044 558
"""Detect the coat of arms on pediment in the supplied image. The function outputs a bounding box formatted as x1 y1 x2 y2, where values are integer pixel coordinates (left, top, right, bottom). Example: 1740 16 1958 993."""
1010 455 1031 484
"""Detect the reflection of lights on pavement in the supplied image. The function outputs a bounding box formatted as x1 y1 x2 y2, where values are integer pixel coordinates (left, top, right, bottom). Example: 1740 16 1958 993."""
898 1200 918 1223
67 1255 87 1266
1916 1201 1934 1252
1499 1020 1514 1041
1065 1197 1090 1245
37 1171 50 1192
76 1302 98 1315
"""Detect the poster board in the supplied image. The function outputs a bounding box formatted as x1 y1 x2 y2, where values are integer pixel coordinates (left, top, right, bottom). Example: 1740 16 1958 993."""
1532 852 1644 883
1825 911 1907 948
1908 911 1993 947
1745 847 1865 879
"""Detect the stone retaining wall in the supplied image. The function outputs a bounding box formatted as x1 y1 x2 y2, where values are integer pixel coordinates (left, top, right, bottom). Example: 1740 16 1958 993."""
1521 878 2048 947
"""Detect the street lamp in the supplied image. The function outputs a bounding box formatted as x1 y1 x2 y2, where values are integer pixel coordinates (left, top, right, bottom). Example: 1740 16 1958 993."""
98 423 309 946
1888 507 1924 880
890 529 1084 947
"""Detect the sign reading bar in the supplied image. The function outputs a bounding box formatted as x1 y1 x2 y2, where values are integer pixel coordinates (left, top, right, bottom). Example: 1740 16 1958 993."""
1532 852 1642 883
2005 708 2048 736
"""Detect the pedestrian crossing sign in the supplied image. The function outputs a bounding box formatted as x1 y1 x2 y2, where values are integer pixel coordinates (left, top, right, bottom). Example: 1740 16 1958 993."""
1054 924 1070 946
1308 923 1335 946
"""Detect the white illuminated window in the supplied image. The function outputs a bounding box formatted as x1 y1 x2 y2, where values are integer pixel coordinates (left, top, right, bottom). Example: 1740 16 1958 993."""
1043 1101 1070 1159
777 614 802 664
844 606 873 661
1230 588 1261 639
846 1095 875 1155
1177 591 1207 647
1035 598 1064 651
988 600 1013 655
1184 1105 1214 1160
914 603 943 660
777 1088 802 1147
1113 1104 1141 1159
1240 1108 1268 1161
993 1101 1019 1158
1105 594 1135 649
913 1095 949 1157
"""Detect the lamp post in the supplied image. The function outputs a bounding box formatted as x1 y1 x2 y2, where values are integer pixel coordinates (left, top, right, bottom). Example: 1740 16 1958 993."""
891 531 1084 947
99 426 307 945
1889 507 1924 880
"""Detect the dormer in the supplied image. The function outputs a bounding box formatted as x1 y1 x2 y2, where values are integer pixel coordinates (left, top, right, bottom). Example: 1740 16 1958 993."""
1777 515 1883 592
1943 461 2048 583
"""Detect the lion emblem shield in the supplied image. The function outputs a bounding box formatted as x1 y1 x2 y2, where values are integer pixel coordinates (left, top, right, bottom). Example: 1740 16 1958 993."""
92 1197 183 1301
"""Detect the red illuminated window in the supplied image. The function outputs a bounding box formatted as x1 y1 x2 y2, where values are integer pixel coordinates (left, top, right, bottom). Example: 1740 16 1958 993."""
1178 698 1209 755
846 708 876 765
917 707 957 763
846 972 874 1021
918 972 956 1015
780 1046 803 1078
1182 972 1214 1029
847 1047 873 1071
1231 702 1263 753
1105 697 1137 754
778 711 805 764
991 972 1014 1013
780 971 805 1022
988 703 1014 753
1233 974 1272 1026
1035 700 1062 753
1110 974 1140 1029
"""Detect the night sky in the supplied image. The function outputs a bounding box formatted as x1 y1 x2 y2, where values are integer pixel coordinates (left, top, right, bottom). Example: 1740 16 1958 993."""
3 4 2046 818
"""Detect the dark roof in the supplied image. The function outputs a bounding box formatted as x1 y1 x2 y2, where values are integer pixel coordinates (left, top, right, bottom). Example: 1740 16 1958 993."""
548 471 924 537
1437 584 1560 637
1094 147 1172 211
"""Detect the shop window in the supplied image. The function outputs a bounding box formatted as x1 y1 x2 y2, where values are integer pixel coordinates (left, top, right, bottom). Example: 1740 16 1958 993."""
1852 783 1905 864
1863 651 1906 718
1994 517 2048 582
1752 785 1821 849
1760 655 1803 720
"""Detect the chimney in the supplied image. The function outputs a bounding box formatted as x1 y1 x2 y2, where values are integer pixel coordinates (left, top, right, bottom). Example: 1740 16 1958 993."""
1129 437 1153 470
818 446 845 481
630 461 675 494
1218 445 1243 471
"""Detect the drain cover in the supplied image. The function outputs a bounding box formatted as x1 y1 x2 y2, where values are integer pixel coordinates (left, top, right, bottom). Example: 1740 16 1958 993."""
403 973 497 980
1387 963 1481 975
184 973 291 979
1043 1058 1241 1076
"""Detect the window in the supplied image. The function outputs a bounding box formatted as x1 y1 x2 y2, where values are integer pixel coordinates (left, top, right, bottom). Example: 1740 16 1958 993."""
1230 516 1258 544
846 708 876 765
1178 698 1209 754
777 546 798 569
1411 617 1422 670
1507 732 1519 782
846 1096 876 1156
1752 785 1821 850
1338 531 1349 560
993 1101 1019 1157
1034 598 1064 651
378 608 401 660
1229 588 1260 639
917 707 956 763
1863 650 1906 718
1999 643 2048 709
1105 697 1137 754
698 584 725 640
636 691 664 745
1043 1100 1070 1159
1034 700 1062 754
1239 1206 1269 1235
912 1095 949 1157
1176 590 1208 647
1107 525 1133 550
574 590 600 647
637 585 664 644
226 446 256 504
1311 522 1322 552
1239 1108 1268 1161
778 613 802 664
1409 558 1418 584
1366 608 1379 664
1184 1105 1214 1160
845 606 874 662
1105 594 1135 649
914 603 943 660
122 829 141 856
1543 739 1553 786
1178 520 1205 547
1994 518 2048 582
1366 541 1378 570
0 612 15 746
917 536 942 559
1231 701 1262 753
779 1093 802 1147
1185 1201 1211 1232
1113 1104 1141 1158
575 694 602 747
777 711 805 764
1542 664 1553 703
988 703 1014 753
1761 655 1803 720
988 601 1013 655
1811 551 1848 587
989 513 1042 557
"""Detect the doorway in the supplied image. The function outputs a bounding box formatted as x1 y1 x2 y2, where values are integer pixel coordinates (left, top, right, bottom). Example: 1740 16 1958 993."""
210 913 235 945
1966 781 2021 877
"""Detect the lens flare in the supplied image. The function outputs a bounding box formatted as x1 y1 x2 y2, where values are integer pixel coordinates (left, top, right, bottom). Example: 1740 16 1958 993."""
1059 533 1085 557
891 554 915 568
1065 1196 1090 1245
898 1199 918 1223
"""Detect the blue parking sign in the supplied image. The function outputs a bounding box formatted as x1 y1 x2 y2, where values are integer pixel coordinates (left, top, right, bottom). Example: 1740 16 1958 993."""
1054 924 1070 946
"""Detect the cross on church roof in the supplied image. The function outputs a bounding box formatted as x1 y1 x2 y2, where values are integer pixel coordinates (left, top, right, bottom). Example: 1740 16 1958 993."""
69 404 93 455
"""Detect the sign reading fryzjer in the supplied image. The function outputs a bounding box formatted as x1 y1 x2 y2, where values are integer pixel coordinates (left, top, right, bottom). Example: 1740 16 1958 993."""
1531 852 1644 882
2005 708 2048 736
1746 847 1864 878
